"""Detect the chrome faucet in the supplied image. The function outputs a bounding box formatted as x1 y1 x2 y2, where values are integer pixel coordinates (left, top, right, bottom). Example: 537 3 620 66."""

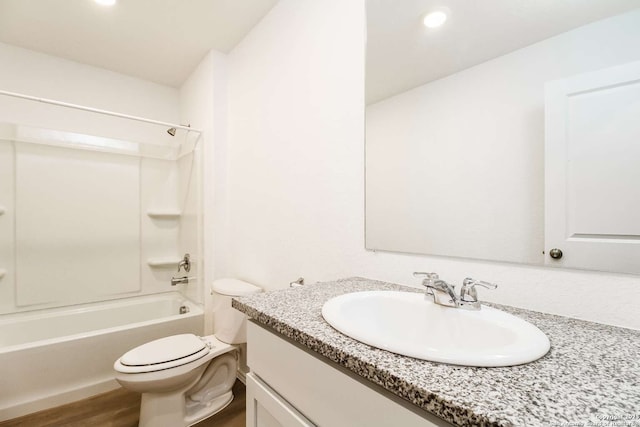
413 272 497 310
413 272 458 307
172 254 193 286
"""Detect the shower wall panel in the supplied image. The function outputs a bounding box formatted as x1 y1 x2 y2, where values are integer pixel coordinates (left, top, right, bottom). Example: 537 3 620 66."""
15 143 140 306
140 157 181 295
0 141 14 309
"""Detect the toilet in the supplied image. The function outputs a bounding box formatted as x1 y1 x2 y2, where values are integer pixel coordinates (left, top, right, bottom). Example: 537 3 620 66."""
114 279 261 427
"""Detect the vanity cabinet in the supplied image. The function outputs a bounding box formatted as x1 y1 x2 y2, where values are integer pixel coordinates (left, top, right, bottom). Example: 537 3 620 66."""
246 321 451 427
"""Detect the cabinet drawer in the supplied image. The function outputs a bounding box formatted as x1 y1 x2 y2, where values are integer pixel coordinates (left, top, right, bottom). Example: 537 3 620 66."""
247 321 450 427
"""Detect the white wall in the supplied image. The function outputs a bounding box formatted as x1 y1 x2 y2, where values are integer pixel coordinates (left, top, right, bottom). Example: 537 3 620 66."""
0 42 179 143
226 0 366 293
366 9 640 266
225 0 640 329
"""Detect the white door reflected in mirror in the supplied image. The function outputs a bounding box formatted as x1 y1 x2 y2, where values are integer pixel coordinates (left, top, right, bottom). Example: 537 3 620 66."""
545 61 640 274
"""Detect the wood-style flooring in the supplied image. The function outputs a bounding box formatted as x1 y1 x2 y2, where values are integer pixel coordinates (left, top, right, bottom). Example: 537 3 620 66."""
0 380 246 427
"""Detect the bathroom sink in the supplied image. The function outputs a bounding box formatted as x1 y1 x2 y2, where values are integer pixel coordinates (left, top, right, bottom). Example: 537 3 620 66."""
321 291 550 367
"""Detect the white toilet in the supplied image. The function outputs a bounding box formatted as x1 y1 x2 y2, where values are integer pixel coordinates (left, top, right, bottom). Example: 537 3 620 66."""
114 279 261 427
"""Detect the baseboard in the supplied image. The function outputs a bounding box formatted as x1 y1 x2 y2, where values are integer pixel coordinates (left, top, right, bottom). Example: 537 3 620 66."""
0 377 119 422
236 370 247 385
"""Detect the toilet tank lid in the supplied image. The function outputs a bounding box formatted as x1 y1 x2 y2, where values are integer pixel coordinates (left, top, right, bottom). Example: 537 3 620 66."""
212 278 262 296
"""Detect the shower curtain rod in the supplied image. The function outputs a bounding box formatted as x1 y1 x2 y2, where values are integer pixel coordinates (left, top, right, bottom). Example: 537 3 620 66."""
0 89 201 133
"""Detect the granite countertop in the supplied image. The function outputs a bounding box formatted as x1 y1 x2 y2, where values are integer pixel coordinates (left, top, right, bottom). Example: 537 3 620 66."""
232 277 640 427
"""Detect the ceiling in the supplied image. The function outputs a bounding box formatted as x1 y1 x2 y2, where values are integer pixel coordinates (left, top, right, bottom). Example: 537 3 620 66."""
3 1 638 98
367 0 640 104
0 0 278 87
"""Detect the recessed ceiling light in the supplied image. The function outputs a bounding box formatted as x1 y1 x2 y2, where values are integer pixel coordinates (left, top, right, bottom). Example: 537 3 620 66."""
95 0 116 6
423 11 447 29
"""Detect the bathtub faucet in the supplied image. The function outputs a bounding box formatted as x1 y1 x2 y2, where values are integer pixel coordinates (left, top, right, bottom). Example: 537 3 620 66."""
171 276 195 286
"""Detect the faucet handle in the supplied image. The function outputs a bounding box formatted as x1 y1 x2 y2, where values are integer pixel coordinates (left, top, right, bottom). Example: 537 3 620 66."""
463 277 497 289
460 277 497 303
413 272 439 282
177 253 191 273
413 272 439 296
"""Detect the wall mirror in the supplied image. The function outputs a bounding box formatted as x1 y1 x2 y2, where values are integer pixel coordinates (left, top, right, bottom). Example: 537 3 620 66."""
365 0 640 274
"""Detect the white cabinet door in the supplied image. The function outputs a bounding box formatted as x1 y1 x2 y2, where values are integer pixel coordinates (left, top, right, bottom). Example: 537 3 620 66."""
246 373 315 427
545 60 640 274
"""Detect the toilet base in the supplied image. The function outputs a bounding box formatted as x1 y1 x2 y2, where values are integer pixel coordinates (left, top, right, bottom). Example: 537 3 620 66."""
185 390 234 426
139 389 234 427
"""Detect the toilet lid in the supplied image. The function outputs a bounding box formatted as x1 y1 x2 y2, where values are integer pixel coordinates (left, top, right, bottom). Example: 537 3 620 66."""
120 334 208 369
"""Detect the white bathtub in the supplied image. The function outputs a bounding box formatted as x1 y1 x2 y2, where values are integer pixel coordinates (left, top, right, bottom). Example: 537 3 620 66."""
0 292 204 421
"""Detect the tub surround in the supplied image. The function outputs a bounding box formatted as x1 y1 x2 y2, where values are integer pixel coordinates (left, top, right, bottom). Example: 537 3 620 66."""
233 277 640 427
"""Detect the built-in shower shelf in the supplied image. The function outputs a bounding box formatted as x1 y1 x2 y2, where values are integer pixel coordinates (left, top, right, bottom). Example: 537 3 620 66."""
146 210 182 220
0 269 6 279
147 258 181 268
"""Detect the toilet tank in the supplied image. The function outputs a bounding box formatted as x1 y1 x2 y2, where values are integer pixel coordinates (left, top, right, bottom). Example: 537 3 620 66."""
211 278 262 344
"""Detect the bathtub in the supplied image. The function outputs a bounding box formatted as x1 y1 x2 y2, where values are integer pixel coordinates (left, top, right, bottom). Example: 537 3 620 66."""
0 292 204 421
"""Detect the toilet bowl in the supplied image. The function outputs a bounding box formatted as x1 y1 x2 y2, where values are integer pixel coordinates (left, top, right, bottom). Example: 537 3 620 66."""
114 279 261 427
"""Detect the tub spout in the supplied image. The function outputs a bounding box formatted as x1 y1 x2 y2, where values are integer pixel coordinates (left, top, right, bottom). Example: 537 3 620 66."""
171 276 195 286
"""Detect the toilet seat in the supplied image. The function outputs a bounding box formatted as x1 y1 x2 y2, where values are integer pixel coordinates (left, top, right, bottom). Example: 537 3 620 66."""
116 334 211 374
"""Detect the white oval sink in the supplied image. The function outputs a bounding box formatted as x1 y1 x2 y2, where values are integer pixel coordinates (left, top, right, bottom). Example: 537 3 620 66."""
322 291 550 367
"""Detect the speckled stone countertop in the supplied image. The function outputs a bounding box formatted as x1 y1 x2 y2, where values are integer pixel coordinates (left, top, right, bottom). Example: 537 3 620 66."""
232 277 640 427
